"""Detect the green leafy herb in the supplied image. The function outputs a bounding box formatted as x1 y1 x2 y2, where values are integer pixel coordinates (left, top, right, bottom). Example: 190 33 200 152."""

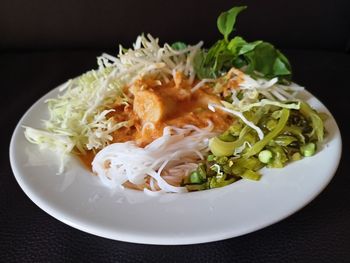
217 6 247 41
195 6 292 81
243 42 292 79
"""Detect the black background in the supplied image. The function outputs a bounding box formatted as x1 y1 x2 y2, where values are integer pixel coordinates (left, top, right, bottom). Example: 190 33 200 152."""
1 0 349 51
1 0 350 262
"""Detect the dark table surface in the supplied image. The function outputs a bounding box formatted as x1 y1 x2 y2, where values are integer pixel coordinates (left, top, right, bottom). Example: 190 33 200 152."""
1 48 349 262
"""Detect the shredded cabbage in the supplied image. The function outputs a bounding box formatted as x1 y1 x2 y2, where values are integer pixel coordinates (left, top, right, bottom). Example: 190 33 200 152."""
24 127 74 173
25 68 130 166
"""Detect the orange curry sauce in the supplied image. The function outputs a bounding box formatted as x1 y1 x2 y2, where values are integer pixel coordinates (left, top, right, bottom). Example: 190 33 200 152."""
79 75 234 168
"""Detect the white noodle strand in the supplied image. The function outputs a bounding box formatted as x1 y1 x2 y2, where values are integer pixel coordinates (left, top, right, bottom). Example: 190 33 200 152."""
92 125 216 193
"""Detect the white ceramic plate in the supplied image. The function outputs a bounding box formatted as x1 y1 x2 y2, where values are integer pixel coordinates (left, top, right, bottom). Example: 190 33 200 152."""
10 86 341 245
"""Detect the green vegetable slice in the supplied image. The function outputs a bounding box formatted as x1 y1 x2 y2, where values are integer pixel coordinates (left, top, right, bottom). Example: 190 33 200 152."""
209 125 250 157
241 169 261 181
244 108 290 158
299 102 324 142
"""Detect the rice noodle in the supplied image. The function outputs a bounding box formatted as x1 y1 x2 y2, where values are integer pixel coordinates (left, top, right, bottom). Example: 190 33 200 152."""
92 124 216 193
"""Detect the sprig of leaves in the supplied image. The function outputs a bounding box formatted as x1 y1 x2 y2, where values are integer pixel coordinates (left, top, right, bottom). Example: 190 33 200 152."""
217 6 247 41
195 6 292 82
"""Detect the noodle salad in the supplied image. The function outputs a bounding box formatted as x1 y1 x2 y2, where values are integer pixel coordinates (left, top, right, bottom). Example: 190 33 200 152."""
24 6 326 193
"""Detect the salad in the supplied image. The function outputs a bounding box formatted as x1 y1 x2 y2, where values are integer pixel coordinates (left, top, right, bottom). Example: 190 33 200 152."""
24 6 325 193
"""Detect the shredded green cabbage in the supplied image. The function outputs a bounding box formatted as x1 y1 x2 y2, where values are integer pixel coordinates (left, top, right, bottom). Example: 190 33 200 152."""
24 66 131 171
24 126 74 173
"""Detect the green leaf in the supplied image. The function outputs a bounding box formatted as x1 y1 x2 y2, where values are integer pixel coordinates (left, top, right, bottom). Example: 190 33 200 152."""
275 50 292 75
171 42 187 50
198 40 229 78
217 6 247 41
273 57 291 76
193 50 207 79
231 57 247 68
227 36 247 54
238 40 263 55
243 42 291 79
206 40 227 67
